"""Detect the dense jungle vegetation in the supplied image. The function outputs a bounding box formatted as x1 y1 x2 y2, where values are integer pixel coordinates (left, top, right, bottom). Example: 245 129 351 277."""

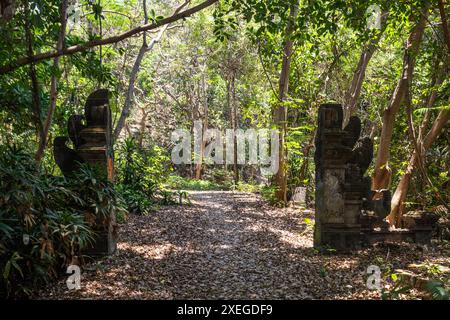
0 0 448 299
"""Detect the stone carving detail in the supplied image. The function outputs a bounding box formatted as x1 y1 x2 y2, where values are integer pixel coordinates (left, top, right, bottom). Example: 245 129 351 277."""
314 104 435 251
53 89 116 256
323 171 344 221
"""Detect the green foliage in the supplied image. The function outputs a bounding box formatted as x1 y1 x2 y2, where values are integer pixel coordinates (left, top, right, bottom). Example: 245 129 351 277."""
380 276 412 300
260 185 283 207
381 273 450 300
0 144 122 298
232 181 262 193
166 175 226 191
115 184 155 215
115 138 172 214
426 279 450 300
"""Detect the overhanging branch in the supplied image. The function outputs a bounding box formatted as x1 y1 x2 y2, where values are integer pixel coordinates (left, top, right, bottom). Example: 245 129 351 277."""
0 0 218 75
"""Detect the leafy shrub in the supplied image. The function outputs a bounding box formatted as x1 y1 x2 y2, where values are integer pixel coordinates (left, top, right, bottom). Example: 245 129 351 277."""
0 144 121 298
116 138 171 195
115 184 155 215
426 279 449 300
115 138 172 214
69 164 123 227
165 175 227 191
261 185 284 207
232 181 262 193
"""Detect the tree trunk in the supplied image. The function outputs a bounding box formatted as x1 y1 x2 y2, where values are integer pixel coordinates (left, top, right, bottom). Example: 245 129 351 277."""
343 11 388 125
372 6 428 190
437 0 450 54
113 0 188 141
231 74 239 184
24 3 44 149
387 62 442 225
35 0 68 163
274 2 298 205
195 72 208 179
114 43 147 141
388 108 450 226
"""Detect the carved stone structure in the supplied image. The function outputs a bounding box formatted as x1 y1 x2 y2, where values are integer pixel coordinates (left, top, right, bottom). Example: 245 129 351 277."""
314 104 436 251
54 89 117 256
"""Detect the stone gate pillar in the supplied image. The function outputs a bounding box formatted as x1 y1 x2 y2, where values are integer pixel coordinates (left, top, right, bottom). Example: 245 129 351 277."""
53 89 117 256
314 104 361 250
77 89 116 255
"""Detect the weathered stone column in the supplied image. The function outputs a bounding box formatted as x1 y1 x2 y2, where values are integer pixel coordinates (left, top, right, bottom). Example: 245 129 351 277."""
54 89 117 256
314 104 360 250
77 89 116 255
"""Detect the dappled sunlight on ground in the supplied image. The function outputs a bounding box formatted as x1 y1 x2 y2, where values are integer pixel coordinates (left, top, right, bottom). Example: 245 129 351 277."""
37 191 449 300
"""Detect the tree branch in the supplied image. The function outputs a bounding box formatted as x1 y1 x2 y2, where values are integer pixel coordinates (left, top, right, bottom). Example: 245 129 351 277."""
0 0 218 75
113 0 190 140
36 0 68 163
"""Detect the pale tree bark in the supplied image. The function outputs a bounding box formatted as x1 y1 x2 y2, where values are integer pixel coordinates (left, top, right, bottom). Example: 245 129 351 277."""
372 6 429 190
343 11 388 126
195 72 208 180
231 74 238 184
388 107 449 226
195 71 202 179
113 0 189 141
274 2 298 205
188 79 196 178
220 43 241 183
35 0 68 163
387 58 443 225
0 0 218 74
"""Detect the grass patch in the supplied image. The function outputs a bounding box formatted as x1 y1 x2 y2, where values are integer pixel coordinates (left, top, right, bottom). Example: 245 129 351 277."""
165 175 229 191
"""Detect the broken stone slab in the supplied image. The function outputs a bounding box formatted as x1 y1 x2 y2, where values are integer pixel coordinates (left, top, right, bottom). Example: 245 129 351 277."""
402 210 439 229
395 269 430 292
407 263 450 275
394 266 449 300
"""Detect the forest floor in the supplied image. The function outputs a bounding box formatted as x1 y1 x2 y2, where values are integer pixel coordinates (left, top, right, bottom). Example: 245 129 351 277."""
37 191 449 300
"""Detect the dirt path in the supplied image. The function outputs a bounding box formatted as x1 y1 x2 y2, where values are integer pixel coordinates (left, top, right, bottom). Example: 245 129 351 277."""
37 191 449 300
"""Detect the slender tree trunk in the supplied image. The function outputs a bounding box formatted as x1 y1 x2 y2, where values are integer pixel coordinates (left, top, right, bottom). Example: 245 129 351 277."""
274 2 298 205
438 0 450 54
195 72 208 179
24 2 44 148
188 86 195 178
231 74 239 184
343 12 388 125
388 108 450 226
195 75 202 179
372 6 428 190
113 1 188 141
225 78 231 175
35 0 68 163
387 62 442 224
